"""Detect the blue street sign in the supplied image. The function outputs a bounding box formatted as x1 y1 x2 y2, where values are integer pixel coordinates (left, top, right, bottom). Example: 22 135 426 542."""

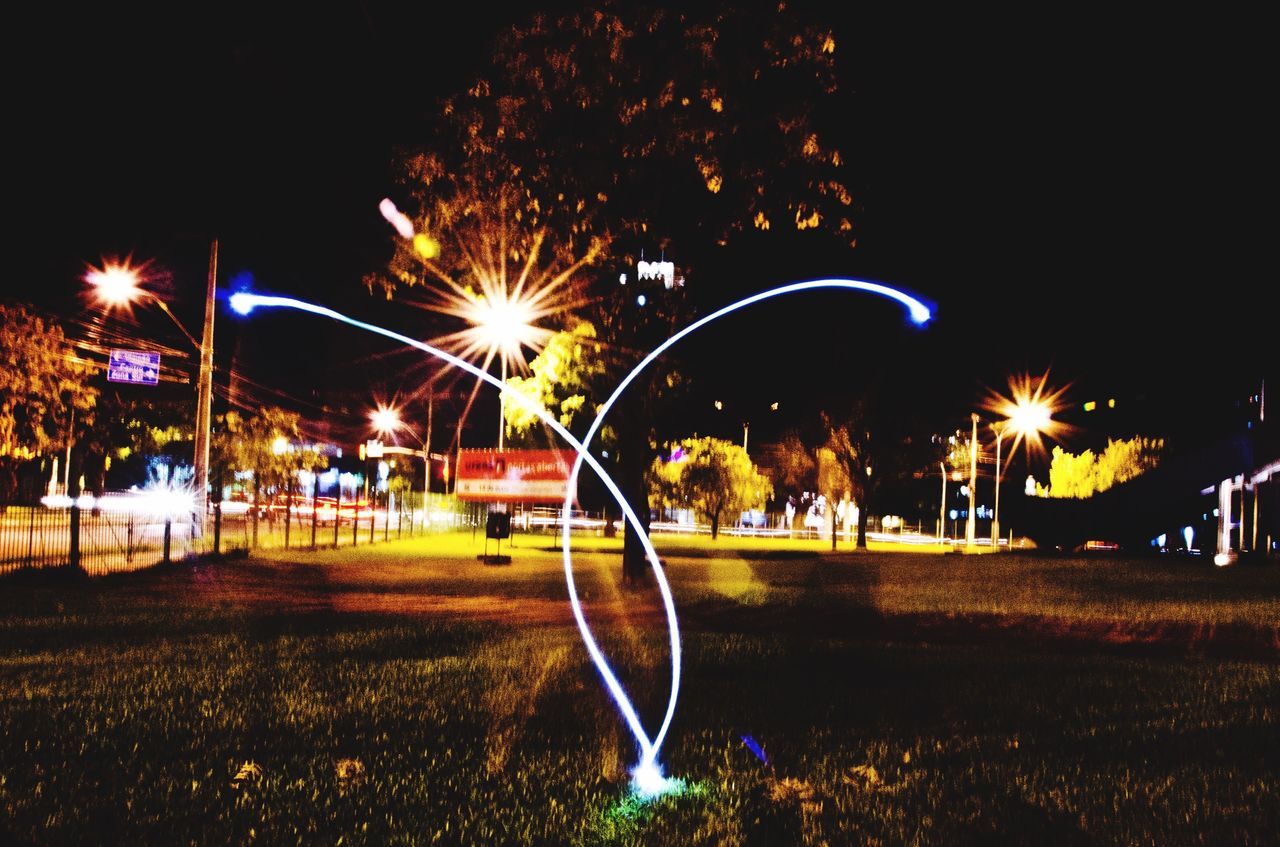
108 349 161 385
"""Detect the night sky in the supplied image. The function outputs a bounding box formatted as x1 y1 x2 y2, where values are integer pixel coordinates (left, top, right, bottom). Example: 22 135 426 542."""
7 3 1270 461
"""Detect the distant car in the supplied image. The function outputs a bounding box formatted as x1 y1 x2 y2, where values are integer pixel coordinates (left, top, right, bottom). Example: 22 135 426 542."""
1079 540 1120 552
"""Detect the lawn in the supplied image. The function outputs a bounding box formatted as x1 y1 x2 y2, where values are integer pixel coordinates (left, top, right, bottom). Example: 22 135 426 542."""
1 534 1277 845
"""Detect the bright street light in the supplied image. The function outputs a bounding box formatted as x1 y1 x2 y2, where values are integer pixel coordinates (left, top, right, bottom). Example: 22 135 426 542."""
84 244 219 535
979 372 1066 551
85 261 146 307
370 402 435 511
370 405 402 436
465 293 540 451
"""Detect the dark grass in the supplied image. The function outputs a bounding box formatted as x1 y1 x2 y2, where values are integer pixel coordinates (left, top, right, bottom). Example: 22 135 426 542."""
1 543 1278 844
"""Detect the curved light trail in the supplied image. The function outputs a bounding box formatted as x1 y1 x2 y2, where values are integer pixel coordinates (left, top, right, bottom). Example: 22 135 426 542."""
228 292 674 785
561 278 931 791
232 277 932 799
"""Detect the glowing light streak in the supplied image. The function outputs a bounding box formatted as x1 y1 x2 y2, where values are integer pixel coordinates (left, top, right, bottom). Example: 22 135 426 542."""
233 277 933 800
561 278 932 776
378 198 415 240
229 291 674 774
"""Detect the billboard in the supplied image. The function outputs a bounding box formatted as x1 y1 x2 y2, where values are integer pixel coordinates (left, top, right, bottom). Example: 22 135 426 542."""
454 449 577 503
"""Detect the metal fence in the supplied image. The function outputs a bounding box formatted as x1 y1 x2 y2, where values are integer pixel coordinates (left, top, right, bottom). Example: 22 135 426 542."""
0 504 198 577
0 492 487 578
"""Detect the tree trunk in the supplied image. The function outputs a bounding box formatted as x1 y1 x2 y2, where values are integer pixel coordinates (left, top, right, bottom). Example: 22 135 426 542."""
857 496 870 549
617 400 651 585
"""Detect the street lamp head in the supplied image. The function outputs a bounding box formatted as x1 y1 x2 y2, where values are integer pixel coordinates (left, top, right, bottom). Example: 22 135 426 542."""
370 405 402 437
85 259 145 307
981 370 1071 461
1005 397 1052 437
470 293 537 357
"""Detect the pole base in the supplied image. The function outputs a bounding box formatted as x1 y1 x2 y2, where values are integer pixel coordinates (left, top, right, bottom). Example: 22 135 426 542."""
477 554 512 566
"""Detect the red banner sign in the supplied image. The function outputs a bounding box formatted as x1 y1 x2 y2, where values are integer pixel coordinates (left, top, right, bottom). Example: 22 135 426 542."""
454 449 577 503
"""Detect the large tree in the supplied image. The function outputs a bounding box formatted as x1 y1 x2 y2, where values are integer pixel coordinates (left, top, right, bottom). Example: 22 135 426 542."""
369 2 857 581
650 436 772 540
0 304 97 506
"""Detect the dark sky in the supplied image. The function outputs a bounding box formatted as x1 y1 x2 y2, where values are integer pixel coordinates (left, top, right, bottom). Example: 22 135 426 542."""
7 3 1270 455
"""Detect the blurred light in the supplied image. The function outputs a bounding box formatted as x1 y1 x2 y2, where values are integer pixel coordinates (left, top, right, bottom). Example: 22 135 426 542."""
85 260 143 307
1107 398 1116 409
413 233 440 260
631 761 674 799
1083 400 1097 412
469 293 538 357
1214 552 1233 567
371 405 401 436
379 198 415 239
271 436 289 455
714 400 723 410
1183 526 1194 549
637 294 647 307
229 292 256 315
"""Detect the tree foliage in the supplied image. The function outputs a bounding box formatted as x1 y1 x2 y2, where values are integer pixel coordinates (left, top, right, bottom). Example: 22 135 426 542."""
371 2 854 291
1039 437 1163 499
649 436 772 540
368 3 857 582
211 407 318 499
0 304 97 502
503 321 608 441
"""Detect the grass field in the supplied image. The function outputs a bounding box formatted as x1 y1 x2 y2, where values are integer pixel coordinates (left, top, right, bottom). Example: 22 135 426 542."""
1 533 1277 844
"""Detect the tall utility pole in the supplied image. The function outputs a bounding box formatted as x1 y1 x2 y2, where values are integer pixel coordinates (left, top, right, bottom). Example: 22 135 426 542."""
965 413 978 549
939 461 947 542
424 388 434 512
991 422 1005 547
192 240 217 536
497 358 507 450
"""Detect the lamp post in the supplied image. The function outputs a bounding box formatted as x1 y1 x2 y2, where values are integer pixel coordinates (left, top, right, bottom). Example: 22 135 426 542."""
977 386 1056 551
470 296 536 452
990 421 1006 547
86 245 218 533
371 402 431 512
965 413 978 549
714 399 778 455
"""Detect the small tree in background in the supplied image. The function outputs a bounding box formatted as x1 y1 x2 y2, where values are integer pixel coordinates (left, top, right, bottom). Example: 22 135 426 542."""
0 304 97 507
650 436 772 540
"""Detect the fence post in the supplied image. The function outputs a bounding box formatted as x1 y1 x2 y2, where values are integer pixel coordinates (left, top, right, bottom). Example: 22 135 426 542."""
284 477 292 550
310 475 319 550
213 502 222 557
353 497 359 547
127 515 135 564
252 477 260 550
26 502 36 566
163 517 172 564
68 500 81 572
333 483 342 548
